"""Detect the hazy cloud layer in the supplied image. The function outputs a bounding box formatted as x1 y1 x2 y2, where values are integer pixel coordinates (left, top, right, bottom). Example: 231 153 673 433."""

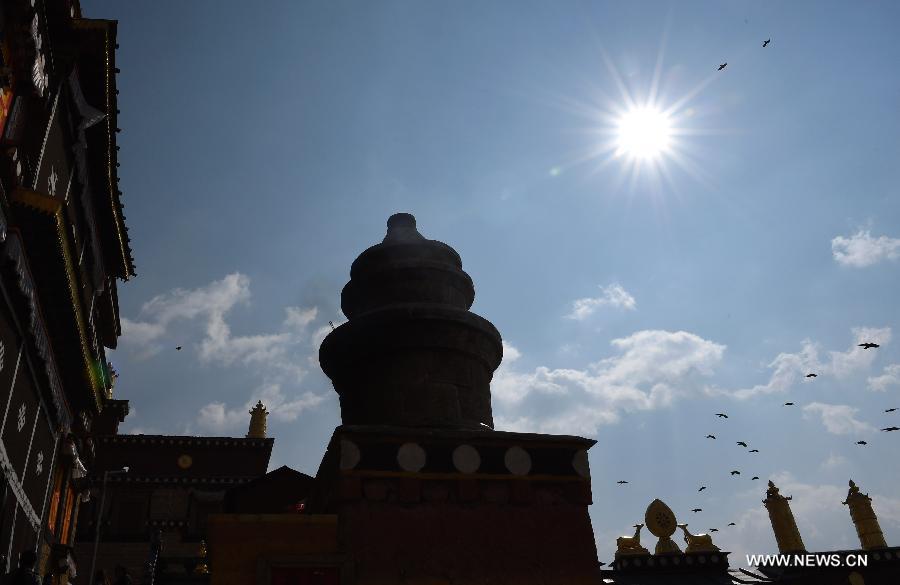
492 330 725 436
831 230 900 267
566 283 636 320
727 327 891 399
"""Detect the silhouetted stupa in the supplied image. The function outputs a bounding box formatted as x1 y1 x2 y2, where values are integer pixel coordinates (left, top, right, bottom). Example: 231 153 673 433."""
311 213 600 584
320 212 502 430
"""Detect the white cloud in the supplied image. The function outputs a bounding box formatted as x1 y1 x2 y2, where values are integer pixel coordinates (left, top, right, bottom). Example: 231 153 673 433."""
832 230 900 267
803 402 874 435
252 382 328 422
566 283 636 320
120 319 165 346
820 453 848 471
120 273 332 435
119 272 325 380
284 307 318 331
196 402 247 434
120 273 252 358
728 327 891 399
868 364 900 392
492 330 724 436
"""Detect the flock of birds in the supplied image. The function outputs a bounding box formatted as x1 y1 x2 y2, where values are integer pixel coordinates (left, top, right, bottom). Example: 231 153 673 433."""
614 341 897 535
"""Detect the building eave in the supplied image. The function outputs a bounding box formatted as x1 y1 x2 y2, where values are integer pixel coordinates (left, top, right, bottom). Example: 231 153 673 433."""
70 18 135 280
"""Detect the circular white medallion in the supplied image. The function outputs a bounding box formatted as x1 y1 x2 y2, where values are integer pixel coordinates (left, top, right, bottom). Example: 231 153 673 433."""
396 442 426 472
504 446 531 476
572 449 590 478
339 439 360 470
452 445 481 474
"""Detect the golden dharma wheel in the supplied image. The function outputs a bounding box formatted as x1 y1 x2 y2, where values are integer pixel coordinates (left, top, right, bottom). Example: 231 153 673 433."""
645 499 677 538
177 454 193 469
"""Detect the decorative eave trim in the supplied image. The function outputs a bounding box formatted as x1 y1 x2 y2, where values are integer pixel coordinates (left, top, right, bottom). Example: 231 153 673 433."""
99 434 273 448
11 188 103 409
3 231 71 432
70 18 134 279
99 475 257 486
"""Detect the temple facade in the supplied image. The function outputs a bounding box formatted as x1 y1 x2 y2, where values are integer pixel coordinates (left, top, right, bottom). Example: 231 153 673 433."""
0 0 133 581
74 399 285 584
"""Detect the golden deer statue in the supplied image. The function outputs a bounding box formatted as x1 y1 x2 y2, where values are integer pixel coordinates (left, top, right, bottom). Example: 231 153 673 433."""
615 523 650 557
676 523 720 553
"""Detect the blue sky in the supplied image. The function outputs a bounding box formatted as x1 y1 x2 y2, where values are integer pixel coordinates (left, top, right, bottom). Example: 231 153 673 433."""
84 0 900 564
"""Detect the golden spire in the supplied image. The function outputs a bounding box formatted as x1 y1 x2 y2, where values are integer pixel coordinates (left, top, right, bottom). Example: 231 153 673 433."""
246 401 268 438
193 540 210 575
843 479 887 550
763 480 806 553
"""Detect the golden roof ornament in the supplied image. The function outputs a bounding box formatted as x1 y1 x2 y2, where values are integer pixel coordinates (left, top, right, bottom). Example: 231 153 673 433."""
676 524 720 553
843 479 887 550
246 401 268 438
645 499 682 554
763 480 806 553
193 540 209 574
615 524 650 558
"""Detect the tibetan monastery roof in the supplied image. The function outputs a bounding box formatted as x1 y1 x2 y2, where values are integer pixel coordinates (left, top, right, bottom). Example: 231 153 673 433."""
71 18 135 279
94 433 273 478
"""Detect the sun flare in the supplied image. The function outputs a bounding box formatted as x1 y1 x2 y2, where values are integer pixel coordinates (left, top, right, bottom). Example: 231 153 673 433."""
615 106 672 161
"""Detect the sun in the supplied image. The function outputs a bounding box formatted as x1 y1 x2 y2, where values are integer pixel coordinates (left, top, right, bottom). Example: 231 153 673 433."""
614 106 672 161
546 33 725 191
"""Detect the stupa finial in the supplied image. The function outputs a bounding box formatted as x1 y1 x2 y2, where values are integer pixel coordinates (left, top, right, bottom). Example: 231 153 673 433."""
246 401 268 438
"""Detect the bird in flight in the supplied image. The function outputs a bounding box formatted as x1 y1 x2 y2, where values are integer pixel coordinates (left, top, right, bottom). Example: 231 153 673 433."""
709 528 719 533
858 342 880 349
698 486 707 492
763 39 771 47
856 441 868 445
716 413 728 418
730 470 741 476
752 476 760 481
691 508 702 513
617 480 629 484
727 522 737 527
749 449 759 453
176 346 182 351
706 434 716 440
718 62 727 71
805 373 817 378
886 408 898 413
736 441 748 448
784 402 795 406
882 427 900 432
